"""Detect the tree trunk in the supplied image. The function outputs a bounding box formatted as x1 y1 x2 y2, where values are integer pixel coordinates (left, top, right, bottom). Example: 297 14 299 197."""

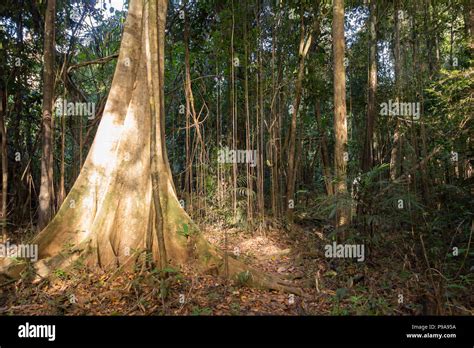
286 14 312 222
256 3 265 226
390 0 402 181
257 23 265 226
144 0 168 271
333 0 349 230
0 0 298 294
269 8 281 219
0 86 7 241
183 0 203 216
244 0 254 223
37 0 56 231
361 0 377 173
58 91 66 208
230 2 238 222
316 99 333 196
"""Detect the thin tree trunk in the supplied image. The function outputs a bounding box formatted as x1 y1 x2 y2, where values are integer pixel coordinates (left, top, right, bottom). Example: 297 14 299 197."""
362 0 377 173
0 87 7 241
257 16 265 226
244 0 253 224
390 0 402 181
270 8 280 219
183 0 201 215
286 14 312 222
58 91 66 207
333 0 349 230
38 0 56 231
230 1 237 222
253 1 264 227
316 99 333 196
216 61 223 208
276 25 284 218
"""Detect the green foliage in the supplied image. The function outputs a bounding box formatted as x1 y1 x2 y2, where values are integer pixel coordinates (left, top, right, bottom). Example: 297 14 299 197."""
177 223 191 238
191 306 212 316
235 270 251 286
53 268 68 280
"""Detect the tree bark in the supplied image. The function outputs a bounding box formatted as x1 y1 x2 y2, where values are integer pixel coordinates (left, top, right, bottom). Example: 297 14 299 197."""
0 85 7 241
244 0 254 223
361 0 377 173
58 91 66 208
316 100 333 196
37 0 56 231
333 0 349 230
230 2 238 222
144 0 168 271
390 0 402 181
286 13 312 222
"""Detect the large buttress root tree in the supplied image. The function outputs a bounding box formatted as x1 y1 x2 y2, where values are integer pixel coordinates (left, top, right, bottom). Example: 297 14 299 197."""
0 0 300 294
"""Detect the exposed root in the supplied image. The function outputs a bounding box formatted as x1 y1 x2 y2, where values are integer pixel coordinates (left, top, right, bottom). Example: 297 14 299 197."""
0 258 26 283
225 256 304 296
0 241 305 297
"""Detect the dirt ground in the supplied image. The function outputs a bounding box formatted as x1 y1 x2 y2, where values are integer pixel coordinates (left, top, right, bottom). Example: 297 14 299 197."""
0 221 471 315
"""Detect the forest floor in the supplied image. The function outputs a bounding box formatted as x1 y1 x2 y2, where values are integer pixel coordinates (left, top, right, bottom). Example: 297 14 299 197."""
0 220 471 315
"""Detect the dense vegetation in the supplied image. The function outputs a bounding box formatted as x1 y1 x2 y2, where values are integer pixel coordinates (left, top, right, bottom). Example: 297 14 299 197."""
0 0 472 315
